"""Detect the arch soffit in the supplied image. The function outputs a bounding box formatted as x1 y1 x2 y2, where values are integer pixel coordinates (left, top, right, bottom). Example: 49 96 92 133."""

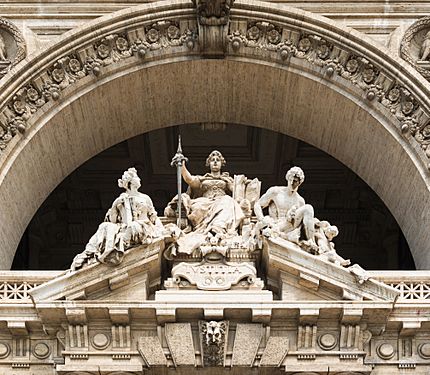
0 0 429 269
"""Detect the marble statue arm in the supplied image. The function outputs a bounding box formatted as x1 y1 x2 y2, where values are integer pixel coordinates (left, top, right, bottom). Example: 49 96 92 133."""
227 179 235 194
146 195 162 225
105 195 124 223
254 188 275 221
181 163 200 190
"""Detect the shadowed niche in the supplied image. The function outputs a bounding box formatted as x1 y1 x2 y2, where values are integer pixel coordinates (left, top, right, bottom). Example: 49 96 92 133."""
12 124 414 271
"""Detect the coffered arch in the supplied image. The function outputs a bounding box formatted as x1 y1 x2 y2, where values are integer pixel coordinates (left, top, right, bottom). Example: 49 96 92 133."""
0 0 429 269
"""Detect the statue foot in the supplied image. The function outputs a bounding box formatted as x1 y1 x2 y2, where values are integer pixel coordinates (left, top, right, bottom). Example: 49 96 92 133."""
341 258 351 267
262 227 273 237
302 239 319 254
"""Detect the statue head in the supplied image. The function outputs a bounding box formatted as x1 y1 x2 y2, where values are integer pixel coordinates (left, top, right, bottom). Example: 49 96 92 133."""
205 150 226 173
205 321 225 345
324 225 339 241
118 167 141 191
285 166 305 190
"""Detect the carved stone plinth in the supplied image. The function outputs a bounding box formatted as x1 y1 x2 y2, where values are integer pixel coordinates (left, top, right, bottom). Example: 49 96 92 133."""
165 261 263 290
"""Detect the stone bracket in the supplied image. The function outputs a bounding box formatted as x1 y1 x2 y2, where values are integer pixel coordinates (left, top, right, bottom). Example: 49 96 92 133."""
193 0 235 56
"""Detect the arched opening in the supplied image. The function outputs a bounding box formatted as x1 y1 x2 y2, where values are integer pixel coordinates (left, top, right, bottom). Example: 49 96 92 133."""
12 124 415 270
0 0 429 270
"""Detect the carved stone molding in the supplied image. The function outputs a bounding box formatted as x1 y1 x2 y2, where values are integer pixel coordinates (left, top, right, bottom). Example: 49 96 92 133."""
0 3 429 174
401 16 430 81
165 261 263 291
228 20 430 166
0 20 197 151
193 0 234 55
0 18 26 79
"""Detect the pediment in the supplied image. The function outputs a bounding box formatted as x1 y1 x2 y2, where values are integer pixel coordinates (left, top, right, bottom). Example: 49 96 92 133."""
30 235 399 304
263 237 399 302
30 239 165 302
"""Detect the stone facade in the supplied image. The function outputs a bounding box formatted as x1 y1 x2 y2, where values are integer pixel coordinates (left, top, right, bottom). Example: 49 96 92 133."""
0 0 430 374
0 242 428 374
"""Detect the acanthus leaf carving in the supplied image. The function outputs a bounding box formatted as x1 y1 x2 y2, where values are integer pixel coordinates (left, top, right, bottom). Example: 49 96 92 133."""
0 12 429 173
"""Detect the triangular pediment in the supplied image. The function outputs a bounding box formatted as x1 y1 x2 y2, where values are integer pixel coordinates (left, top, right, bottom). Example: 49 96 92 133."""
30 239 165 302
263 237 399 302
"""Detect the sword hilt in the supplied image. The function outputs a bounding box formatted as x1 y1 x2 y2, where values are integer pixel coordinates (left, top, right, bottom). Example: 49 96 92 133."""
170 135 188 167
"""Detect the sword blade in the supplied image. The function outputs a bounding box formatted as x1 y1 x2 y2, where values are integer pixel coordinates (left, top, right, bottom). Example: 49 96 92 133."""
177 161 182 227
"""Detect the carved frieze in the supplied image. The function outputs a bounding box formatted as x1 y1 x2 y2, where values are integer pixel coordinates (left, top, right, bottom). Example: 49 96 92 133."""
0 22 197 151
228 22 430 166
165 261 263 290
0 10 429 174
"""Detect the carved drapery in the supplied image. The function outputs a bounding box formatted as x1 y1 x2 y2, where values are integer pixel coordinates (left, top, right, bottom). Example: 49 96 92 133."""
1 0 430 273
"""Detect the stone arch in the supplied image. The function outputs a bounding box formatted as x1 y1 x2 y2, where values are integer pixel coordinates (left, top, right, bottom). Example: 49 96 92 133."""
0 0 429 270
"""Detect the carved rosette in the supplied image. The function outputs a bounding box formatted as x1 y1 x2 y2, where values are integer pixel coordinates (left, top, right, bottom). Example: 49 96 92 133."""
199 320 228 366
228 22 430 166
0 18 26 79
0 6 430 174
0 23 197 151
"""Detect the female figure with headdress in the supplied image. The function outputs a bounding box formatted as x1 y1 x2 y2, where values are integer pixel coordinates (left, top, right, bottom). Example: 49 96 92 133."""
71 168 164 270
166 150 244 241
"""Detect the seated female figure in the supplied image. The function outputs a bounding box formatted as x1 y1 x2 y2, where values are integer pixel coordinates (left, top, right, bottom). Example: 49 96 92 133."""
71 168 164 270
165 150 245 248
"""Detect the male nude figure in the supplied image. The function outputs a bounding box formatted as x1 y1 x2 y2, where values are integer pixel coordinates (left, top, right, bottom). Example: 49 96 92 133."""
254 166 317 251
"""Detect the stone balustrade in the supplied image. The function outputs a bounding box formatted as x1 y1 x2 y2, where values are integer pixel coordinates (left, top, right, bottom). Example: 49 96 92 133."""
0 270 428 302
0 271 61 302
368 271 430 302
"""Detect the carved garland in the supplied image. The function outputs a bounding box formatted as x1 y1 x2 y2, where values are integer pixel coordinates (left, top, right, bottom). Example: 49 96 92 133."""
400 16 430 81
0 14 430 171
0 22 197 151
228 21 430 164
0 17 26 78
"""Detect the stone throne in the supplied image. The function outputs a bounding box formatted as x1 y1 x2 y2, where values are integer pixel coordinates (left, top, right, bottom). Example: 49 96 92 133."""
162 173 264 292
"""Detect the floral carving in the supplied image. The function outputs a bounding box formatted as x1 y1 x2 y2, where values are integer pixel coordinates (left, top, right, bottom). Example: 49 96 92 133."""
228 23 430 165
1 13 430 170
228 22 282 51
0 22 197 152
140 21 195 51
193 0 234 26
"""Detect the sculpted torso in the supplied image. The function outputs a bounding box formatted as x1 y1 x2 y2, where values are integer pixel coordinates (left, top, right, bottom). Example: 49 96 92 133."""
264 186 305 219
200 178 230 199
110 192 156 223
